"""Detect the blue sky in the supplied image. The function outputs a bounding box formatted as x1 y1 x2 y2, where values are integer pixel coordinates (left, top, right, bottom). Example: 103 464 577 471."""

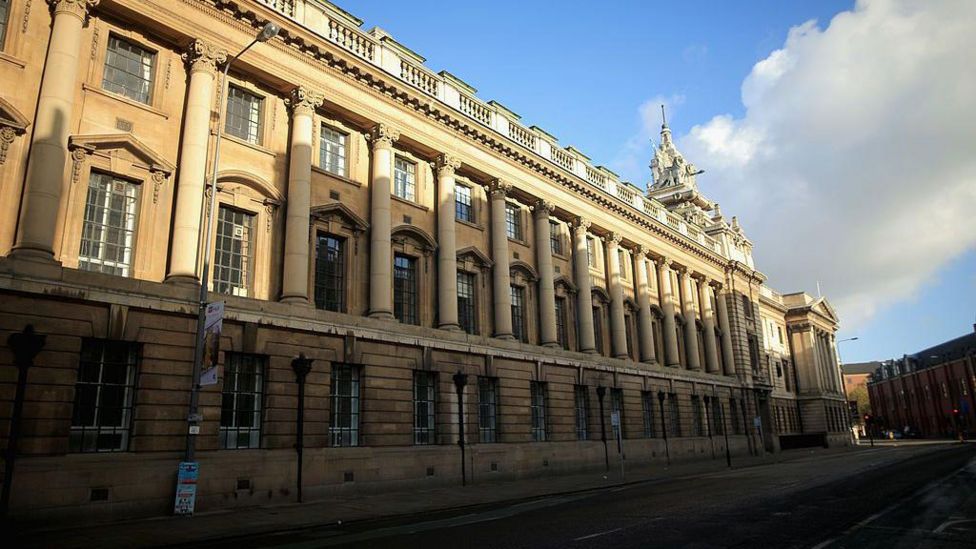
346 1 975 363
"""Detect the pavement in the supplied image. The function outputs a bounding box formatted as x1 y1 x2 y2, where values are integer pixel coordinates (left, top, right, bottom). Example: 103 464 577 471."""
8 440 973 548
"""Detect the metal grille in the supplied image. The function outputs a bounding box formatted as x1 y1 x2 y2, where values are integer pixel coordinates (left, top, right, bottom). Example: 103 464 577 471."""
103 35 154 104
711 398 724 435
730 399 742 434
213 207 254 297
314 234 345 312
319 125 347 176
457 271 476 334
575 385 589 440
70 340 138 453
0 0 10 50
394 157 416 201
413 371 436 445
455 184 472 222
691 396 704 436
394 254 418 325
667 392 682 437
330 364 360 447
478 377 498 443
79 173 140 277
642 391 656 438
504 202 522 240
555 297 568 350
510 285 527 343
549 220 562 255
220 353 265 449
530 381 548 442
225 85 263 144
611 388 624 439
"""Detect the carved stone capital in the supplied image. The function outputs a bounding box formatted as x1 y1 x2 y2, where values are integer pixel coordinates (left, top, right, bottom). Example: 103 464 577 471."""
572 216 591 233
183 39 228 75
368 123 400 149
287 86 324 116
659 257 674 270
0 126 19 165
487 178 512 199
532 199 555 219
709 280 724 291
49 0 99 19
150 169 167 205
637 245 652 258
435 153 461 177
604 232 623 246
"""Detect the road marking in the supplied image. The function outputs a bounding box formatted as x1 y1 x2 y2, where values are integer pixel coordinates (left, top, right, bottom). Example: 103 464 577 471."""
574 527 624 541
934 518 976 534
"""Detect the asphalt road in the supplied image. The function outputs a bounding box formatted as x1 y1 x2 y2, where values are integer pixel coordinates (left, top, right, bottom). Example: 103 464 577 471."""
217 443 976 549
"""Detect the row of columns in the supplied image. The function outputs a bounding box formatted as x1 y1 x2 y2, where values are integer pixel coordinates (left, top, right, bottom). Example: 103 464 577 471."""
9 1 741 380
814 330 840 393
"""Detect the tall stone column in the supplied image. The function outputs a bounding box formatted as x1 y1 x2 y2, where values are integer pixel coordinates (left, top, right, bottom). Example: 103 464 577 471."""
605 233 628 359
533 200 558 347
572 218 596 354
679 268 702 371
635 247 657 364
436 154 461 330
658 258 680 367
165 39 227 282
367 124 399 320
13 0 101 259
489 179 514 340
699 278 720 374
281 87 324 303
715 284 736 376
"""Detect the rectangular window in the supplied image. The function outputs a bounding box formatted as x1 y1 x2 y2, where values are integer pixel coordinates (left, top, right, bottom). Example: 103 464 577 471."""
511 285 527 343
574 385 589 440
455 184 473 222
691 396 704 436
225 85 263 145
730 399 742 434
319 125 347 177
667 392 681 437
213 206 254 297
611 388 624 439
742 294 754 318
457 271 477 335
530 381 548 441
394 157 416 201
586 237 596 268
394 254 419 325
710 398 724 435
220 353 265 449
329 364 360 447
413 371 436 445
478 377 498 443
103 35 155 104
314 234 345 312
642 391 655 438
549 221 562 255
593 307 604 355
70 340 137 453
748 335 760 370
79 172 140 277
505 202 522 240
0 0 11 50
555 297 569 350
625 314 635 361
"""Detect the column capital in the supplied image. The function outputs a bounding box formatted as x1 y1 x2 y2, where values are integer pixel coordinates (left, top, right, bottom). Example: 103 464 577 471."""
659 256 674 270
183 39 228 75
572 216 591 233
435 153 461 177
287 86 324 116
709 280 724 291
531 199 555 219
487 178 512 199
368 123 400 149
637 245 653 258
49 0 99 19
603 232 623 246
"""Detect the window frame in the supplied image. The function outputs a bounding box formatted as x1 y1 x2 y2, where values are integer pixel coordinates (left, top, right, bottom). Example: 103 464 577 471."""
555 296 569 350
510 284 528 343
69 339 139 453
504 201 523 241
574 385 589 441
455 183 474 223
549 220 563 255
78 171 141 277
478 376 498 443
641 391 656 438
530 381 549 442
413 371 437 445
102 33 157 105
219 352 266 450
0 0 13 52
394 253 419 325
611 388 624 440
393 156 417 202
314 232 346 312
329 363 361 447
319 124 348 177
224 83 265 145
691 395 704 437
457 270 477 335
212 205 256 297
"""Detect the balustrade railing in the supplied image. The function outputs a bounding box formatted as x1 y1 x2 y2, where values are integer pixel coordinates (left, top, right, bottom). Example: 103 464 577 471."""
459 93 492 125
585 167 607 190
551 147 574 171
260 0 296 17
508 123 537 149
400 59 439 95
327 18 375 61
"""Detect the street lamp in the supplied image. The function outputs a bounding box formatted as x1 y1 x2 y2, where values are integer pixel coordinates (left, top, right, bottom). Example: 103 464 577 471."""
453 372 468 486
596 386 609 472
185 21 280 465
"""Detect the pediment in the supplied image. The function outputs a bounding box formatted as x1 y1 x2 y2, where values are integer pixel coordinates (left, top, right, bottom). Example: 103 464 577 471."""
812 297 839 324
456 246 493 267
553 274 577 293
591 286 610 303
509 260 538 281
69 133 175 175
311 202 368 231
392 224 437 250
0 97 29 132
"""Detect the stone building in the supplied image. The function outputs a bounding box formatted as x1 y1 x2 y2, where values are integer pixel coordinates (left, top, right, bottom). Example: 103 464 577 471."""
0 0 848 520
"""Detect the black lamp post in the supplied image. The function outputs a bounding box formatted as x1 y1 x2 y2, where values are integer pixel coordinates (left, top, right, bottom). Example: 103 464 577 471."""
719 395 732 468
596 386 609 472
657 391 671 466
291 354 313 503
453 371 468 486
2 325 46 517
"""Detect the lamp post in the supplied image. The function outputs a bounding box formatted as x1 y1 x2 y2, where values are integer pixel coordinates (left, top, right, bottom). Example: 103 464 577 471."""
291 354 313 503
184 22 279 465
2 325 46 517
836 336 859 446
453 372 468 486
657 391 671 466
596 386 609 472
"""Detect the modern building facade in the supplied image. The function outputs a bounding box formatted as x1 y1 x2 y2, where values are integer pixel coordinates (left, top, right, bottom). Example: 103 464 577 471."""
868 329 976 438
0 0 847 520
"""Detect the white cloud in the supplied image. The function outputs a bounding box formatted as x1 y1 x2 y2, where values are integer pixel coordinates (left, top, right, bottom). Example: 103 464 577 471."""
636 0 976 331
611 94 684 186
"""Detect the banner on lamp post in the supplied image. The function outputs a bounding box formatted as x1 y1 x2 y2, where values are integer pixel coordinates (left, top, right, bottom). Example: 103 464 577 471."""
200 301 224 387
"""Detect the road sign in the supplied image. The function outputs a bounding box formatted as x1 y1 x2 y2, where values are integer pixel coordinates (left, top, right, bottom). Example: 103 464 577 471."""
174 461 199 515
611 411 620 427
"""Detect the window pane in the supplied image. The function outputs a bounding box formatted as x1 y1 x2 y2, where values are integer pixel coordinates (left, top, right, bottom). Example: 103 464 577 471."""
319 126 347 176
330 364 360 446
213 207 254 297
0 0 10 49
78 173 140 277
575 386 589 440
315 235 345 312
611 389 624 440
478 377 497 443
394 158 416 201
549 221 562 255
414 371 436 444
225 86 263 145
394 255 419 325
102 36 155 104
455 184 473 222
70 340 137 453
457 271 477 334
220 353 265 449
555 298 568 350
510 285 526 343
505 203 522 240
531 382 548 441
